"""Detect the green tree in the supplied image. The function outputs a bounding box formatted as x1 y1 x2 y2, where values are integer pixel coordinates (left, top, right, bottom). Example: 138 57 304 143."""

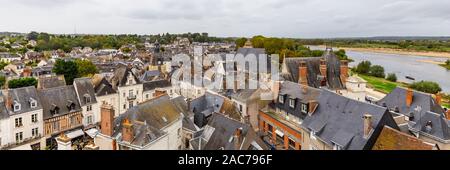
369 65 385 78
75 59 98 77
235 38 247 48
53 59 79 85
446 59 450 66
355 61 372 74
0 61 8 70
8 77 38 89
0 76 5 88
27 31 39 41
409 81 442 94
386 73 397 82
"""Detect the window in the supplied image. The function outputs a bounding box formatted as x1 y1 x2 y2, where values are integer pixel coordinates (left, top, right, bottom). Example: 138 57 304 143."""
310 131 317 140
333 143 342 150
53 121 60 131
87 105 92 111
123 93 125 97
239 105 243 112
289 99 295 108
15 118 23 127
278 95 284 103
128 79 133 85
146 94 149 99
13 102 21 112
32 128 38 137
288 138 296 150
123 104 126 109
30 99 37 108
15 132 23 143
301 104 308 114
85 96 91 103
129 101 133 108
129 90 134 97
87 116 93 124
31 114 38 123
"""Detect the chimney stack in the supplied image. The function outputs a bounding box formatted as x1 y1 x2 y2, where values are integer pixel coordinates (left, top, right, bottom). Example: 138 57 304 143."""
298 61 308 86
272 81 281 101
435 93 442 105
100 104 115 137
362 113 373 139
319 58 327 78
122 118 134 143
406 88 414 107
340 60 349 85
233 127 243 150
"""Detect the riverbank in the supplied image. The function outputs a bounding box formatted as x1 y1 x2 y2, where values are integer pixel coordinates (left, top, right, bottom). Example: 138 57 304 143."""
357 74 408 94
315 45 450 58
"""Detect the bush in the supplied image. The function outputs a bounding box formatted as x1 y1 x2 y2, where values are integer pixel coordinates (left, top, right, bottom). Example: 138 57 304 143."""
446 59 450 65
409 81 442 94
369 65 385 78
355 61 371 74
8 77 38 89
386 73 397 82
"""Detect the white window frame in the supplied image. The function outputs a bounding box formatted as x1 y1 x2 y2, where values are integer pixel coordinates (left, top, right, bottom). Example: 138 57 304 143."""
333 143 342 150
278 95 284 103
31 114 38 123
289 99 295 108
310 131 317 140
15 118 23 128
301 104 308 113
14 103 21 112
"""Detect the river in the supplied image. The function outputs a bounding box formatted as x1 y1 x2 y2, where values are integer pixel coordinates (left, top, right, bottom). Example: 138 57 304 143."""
308 46 450 93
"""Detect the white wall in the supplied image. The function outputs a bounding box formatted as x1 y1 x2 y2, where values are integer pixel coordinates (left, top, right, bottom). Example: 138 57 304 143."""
7 109 43 146
118 84 143 114
97 94 120 118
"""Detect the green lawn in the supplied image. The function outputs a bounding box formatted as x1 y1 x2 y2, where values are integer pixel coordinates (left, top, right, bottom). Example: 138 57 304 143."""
443 103 450 109
358 74 407 94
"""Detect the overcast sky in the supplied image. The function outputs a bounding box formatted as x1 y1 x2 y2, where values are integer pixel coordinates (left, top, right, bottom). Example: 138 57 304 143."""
0 0 449 38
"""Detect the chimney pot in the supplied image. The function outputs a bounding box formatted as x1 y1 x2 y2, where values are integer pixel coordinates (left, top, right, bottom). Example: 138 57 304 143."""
406 88 414 107
298 61 308 85
362 113 373 139
435 93 442 105
122 118 134 143
100 104 115 137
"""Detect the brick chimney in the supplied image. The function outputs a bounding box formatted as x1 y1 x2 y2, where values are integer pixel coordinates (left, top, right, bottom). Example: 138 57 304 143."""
362 113 373 139
435 93 442 105
298 61 308 85
100 104 115 137
319 58 327 78
122 118 134 143
406 88 414 107
445 109 450 120
233 127 243 150
272 81 281 101
340 60 349 85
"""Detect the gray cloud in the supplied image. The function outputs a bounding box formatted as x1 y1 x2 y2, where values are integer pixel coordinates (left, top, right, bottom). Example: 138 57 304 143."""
0 0 449 38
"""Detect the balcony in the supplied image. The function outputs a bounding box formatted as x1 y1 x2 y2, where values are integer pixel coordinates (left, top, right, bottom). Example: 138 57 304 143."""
127 95 137 100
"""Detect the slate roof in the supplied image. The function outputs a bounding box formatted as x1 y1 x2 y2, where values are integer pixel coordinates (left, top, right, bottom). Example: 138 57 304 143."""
38 85 82 120
191 113 268 150
73 78 98 106
143 79 171 92
112 95 182 147
171 96 197 132
301 90 398 150
410 111 450 141
373 125 435 150
110 65 141 89
376 87 445 120
5 86 42 115
140 70 162 82
272 81 322 120
37 75 66 89
282 49 344 89
92 75 117 96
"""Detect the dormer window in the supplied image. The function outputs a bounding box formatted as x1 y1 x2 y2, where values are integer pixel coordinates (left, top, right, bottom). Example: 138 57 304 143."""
84 94 91 103
50 104 59 115
29 98 37 109
333 143 343 150
67 100 75 110
301 103 308 114
13 100 21 112
278 95 285 104
289 99 296 108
